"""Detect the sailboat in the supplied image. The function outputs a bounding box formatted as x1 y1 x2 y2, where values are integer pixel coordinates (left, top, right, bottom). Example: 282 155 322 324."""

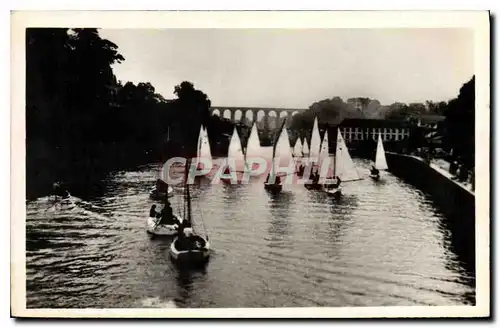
370 133 388 181
323 129 362 197
293 137 304 175
309 117 321 164
297 138 310 177
194 125 213 172
200 126 212 162
304 128 329 191
146 164 184 235
221 126 245 183
264 119 288 194
244 122 262 171
150 126 175 200
169 157 210 264
146 203 185 236
149 163 174 200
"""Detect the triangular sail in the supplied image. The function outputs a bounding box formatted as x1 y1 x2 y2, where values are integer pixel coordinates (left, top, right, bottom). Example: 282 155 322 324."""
375 133 388 170
200 126 212 160
335 130 361 181
270 119 287 176
228 127 245 170
275 125 293 161
319 130 329 167
293 138 303 157
309 117 321 162
245 122 261 159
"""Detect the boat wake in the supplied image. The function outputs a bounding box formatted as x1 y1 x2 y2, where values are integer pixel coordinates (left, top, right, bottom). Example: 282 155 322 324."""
140 297 178 308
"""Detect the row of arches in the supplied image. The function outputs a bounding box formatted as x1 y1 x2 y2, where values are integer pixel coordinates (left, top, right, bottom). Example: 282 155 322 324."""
211 108 300 124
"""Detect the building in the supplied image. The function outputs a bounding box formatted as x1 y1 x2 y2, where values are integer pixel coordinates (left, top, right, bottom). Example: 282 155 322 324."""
338 118 411 143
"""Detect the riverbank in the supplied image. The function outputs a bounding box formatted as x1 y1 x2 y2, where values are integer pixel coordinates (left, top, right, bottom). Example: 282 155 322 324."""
385 152 476 276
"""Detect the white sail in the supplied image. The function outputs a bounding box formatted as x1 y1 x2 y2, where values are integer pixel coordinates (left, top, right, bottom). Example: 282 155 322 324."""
309 117 321 161
228 127 245 169
245 122 261 159
302 139 310 156
319 130 329 167
293 138 303 157
335 130 361 181
375 133 388 170
275 127 293 161
199 126 212 160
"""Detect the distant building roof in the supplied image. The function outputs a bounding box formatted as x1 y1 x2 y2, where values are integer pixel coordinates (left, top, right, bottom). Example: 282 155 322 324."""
339 118 411 128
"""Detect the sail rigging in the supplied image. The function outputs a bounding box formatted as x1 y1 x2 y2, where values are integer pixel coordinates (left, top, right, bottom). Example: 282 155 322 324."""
319 130 329 168
375 133 389 170
227 126 245 172
270 119 288 176
309 117 321 162
200 126 212 160
334 130 361 182
245 122 261 160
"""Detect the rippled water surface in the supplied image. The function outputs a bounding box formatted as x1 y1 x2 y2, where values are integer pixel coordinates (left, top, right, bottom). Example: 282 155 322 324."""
26 156 475 308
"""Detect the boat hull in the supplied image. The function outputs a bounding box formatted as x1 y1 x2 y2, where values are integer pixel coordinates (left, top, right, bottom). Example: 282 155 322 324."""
325 187 342 198
304 182 322 190
146 215 184 236
169 236 210 265
264 183 282 194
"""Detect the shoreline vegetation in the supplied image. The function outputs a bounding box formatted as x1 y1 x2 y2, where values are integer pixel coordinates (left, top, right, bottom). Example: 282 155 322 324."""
26 28 475 200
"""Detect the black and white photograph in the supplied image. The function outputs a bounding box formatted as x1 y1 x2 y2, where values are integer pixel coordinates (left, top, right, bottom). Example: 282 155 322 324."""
10 10 490 318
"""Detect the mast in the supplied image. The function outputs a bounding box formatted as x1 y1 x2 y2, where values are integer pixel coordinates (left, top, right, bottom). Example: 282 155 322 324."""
184 132 193 223
333 129 337 178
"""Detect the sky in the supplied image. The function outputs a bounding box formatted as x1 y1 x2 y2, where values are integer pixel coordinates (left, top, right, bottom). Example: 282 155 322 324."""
99 28 474 108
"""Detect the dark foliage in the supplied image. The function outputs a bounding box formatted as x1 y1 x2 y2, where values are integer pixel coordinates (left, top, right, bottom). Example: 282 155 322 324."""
442 76 475 171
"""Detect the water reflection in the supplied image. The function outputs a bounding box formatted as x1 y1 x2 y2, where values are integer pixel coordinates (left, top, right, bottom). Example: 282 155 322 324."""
266 191 294 247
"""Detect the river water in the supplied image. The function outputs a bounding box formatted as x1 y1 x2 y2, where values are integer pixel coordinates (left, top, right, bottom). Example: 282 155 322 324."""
26 156 475 308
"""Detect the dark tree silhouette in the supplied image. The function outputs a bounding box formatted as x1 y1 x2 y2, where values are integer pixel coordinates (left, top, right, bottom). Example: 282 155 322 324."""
442 76 475 173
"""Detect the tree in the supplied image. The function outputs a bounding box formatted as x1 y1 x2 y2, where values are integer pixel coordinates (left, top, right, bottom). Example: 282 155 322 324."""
289 96 363 139
442 76 475 172
170 81 212 157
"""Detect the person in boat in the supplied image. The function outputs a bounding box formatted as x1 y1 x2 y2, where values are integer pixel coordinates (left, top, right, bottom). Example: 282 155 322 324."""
175 224 191 250
370 165 379 176
158 201 175 225
298 164 305 176
175 220 199 251
149 204 158 218
332 175 341 188
312 170 320 185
